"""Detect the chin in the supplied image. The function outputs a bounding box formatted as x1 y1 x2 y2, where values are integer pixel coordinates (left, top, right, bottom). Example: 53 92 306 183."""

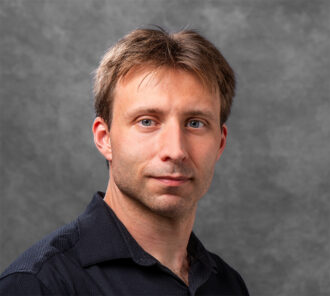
146 194 196 219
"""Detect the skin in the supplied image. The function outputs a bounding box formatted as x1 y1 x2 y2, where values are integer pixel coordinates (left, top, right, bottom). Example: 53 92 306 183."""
93 66 227 285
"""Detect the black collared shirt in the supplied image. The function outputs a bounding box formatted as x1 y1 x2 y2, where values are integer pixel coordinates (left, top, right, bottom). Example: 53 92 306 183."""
0 192 249 295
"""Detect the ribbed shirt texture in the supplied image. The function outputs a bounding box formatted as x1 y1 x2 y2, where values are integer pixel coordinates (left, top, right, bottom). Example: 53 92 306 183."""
0 192 249 295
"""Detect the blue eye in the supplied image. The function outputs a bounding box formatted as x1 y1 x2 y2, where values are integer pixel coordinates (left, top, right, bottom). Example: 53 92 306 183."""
140 119 154 126
188 120 205 128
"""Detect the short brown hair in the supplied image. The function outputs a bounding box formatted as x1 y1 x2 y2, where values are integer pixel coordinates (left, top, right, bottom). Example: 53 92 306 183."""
94 27 235 128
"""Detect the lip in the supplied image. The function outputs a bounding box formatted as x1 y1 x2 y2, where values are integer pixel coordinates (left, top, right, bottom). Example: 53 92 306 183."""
151 176 191 186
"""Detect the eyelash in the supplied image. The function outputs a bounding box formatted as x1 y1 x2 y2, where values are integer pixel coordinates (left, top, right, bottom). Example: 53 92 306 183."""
137 118 206 128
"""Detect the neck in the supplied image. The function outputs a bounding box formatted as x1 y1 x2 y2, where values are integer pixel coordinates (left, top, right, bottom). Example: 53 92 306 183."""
103 177 196 286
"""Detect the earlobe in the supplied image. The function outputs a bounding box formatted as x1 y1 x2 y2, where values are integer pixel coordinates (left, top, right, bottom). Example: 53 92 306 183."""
92 117 113 161
216 124 227 161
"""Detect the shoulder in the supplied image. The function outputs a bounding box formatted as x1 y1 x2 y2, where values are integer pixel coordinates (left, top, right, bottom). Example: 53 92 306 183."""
0 272 53 295
209 252 250 295
0 219 79 294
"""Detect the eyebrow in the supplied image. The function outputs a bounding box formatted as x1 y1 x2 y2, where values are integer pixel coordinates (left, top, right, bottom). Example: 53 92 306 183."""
125 107 217 122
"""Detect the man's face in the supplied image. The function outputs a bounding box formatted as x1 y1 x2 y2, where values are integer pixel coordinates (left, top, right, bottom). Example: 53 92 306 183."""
107 67 227 219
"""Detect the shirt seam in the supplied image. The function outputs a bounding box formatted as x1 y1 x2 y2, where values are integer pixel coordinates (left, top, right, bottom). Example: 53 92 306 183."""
2 220 81 290
0 271 55 295
35 221 81 276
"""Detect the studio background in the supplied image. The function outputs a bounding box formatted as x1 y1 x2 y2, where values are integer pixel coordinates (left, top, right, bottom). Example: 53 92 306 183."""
1 0 329 295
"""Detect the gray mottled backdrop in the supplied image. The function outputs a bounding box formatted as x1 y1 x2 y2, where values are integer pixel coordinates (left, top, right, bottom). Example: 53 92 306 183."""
1 0 329 295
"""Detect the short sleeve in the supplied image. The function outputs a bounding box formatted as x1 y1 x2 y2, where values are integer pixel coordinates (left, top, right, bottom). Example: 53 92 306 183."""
0 272 52 295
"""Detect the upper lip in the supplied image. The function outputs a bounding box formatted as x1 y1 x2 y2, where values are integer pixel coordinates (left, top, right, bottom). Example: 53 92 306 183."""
152 175 191 180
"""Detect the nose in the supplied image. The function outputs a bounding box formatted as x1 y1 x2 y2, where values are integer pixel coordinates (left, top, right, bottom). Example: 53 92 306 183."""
158 120 188 163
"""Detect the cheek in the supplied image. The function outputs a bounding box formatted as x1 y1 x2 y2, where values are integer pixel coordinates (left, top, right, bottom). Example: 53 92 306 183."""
192 141 218 169
194 146 217 191
191 142 219 193
111 135 151 175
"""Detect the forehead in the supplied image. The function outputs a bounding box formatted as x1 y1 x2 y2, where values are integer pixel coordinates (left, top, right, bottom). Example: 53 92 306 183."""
113 66 220 120
118 65 217 93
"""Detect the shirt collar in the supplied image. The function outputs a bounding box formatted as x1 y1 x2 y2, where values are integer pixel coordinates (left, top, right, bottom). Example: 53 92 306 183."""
76 192 157 267
76 192 218 273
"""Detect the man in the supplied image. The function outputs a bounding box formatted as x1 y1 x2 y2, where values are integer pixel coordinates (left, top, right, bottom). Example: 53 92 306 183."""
0 27 249 295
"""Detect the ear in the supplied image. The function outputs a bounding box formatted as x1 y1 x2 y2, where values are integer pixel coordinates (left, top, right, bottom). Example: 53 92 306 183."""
216 124 228 161
92 117 113 162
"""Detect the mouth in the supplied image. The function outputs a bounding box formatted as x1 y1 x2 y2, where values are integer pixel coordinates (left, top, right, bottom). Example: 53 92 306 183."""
150 176 192 187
